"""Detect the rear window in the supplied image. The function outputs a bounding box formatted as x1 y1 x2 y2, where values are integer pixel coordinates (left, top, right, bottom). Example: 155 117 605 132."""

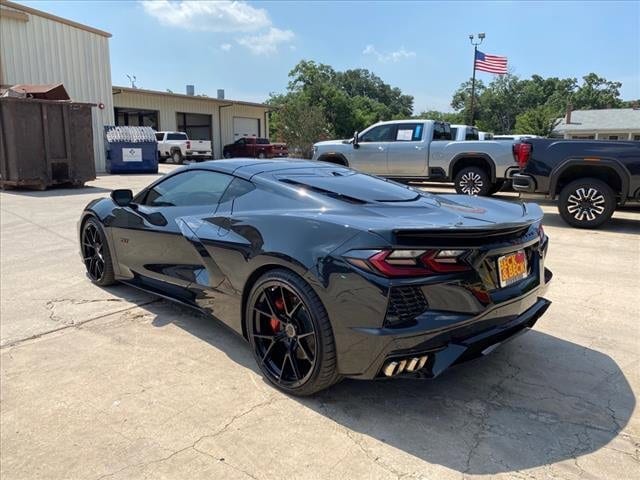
167 133 188 141
432 122 452 141
256 138 270 144
277 168 421 203
466 128 479 141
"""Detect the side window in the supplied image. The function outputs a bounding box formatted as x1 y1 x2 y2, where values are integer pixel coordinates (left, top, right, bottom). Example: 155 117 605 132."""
235 138 246 145
432 122 452 141
466 128 479 141
219 178 256 204
360 124 396 142
395 123 424 141
450 127 458 140
143 170 233 207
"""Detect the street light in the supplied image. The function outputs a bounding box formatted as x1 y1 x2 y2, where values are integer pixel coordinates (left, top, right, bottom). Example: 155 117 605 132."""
468 33 486 126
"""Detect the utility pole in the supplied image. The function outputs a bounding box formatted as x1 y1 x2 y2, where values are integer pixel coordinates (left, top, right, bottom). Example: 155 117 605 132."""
468 33 485 126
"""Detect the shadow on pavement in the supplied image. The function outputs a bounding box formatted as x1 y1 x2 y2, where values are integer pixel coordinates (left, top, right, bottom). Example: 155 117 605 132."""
144 298 634 475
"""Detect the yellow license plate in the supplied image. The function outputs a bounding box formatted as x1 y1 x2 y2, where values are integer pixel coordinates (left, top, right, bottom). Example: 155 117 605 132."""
497 250 528 287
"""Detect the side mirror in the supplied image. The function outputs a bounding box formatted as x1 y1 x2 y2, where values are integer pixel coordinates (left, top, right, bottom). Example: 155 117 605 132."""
111 189 133 207
353 131 360 149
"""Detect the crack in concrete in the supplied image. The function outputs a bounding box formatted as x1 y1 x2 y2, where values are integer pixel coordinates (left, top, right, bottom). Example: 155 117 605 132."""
45 298 124 324
91 398 277 480
1 299 161 349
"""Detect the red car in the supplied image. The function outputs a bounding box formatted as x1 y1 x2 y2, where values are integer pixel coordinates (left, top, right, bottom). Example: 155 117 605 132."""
223 137 288 159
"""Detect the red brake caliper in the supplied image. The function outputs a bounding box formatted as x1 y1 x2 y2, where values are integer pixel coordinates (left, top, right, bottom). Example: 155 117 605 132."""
270 296 285 333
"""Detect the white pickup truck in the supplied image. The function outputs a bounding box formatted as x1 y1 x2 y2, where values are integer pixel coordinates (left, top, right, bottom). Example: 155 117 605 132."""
312 120 519 196
155 131 213 164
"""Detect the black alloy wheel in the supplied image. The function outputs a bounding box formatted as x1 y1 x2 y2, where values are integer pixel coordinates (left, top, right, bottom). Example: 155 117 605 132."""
246 269 339 395
81 219 116 286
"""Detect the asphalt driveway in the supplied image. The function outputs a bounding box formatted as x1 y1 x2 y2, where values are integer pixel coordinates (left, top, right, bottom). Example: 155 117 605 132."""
1 164 638 479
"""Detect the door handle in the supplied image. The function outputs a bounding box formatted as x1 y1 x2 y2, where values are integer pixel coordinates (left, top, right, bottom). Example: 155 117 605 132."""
377 146 385 151
414 146 424 150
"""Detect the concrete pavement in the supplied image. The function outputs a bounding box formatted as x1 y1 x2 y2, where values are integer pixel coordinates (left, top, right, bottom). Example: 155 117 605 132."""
1 164 638 479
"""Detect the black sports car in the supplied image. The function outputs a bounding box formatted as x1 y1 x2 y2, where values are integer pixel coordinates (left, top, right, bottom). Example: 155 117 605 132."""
79 159 552 395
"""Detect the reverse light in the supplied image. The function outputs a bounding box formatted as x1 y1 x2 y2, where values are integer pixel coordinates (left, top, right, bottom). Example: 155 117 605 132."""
348 249 471 278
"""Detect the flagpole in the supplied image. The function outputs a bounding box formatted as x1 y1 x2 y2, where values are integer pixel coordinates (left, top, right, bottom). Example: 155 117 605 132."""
468 33 485 126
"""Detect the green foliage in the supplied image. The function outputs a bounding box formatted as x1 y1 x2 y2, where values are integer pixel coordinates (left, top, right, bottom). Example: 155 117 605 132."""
268 93 331 159
272 60 414 144
414 110 464 124
515 104 562 137
450 72 626 134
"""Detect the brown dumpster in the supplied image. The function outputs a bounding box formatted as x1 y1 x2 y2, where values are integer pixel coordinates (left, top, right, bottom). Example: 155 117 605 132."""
0 95 96 190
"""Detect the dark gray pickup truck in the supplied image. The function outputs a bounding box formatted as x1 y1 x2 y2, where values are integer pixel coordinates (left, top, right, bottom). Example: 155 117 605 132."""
512 138 640 228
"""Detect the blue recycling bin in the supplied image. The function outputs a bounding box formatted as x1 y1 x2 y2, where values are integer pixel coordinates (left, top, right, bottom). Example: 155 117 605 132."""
104 126 158 174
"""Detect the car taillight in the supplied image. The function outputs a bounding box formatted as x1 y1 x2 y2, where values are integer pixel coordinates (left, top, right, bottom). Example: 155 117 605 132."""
186 140 191 149
513 143 532 168
347 249 471 278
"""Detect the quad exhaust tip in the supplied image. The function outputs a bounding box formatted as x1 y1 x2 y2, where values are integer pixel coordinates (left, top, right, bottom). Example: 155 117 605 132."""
382 355 428 376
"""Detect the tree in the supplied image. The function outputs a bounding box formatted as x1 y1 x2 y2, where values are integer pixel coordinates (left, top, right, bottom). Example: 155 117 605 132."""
414 110 464 123
572 73 623 110
268 94 331 159
514 104 561 136
274 60 414 141
451 79 486 124
448 72 625 134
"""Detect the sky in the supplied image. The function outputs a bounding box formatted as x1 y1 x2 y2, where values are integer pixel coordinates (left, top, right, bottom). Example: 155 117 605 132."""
21 0 640 112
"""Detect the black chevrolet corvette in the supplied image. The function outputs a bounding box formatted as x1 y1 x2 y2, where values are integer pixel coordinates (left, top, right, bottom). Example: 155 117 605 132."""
79 159 552 395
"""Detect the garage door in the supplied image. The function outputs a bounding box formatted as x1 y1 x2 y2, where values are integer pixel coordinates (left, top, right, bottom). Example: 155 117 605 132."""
177 112 212 141
233 117 260 139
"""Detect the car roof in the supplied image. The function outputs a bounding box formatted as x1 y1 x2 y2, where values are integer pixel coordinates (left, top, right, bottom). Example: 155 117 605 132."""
184 158 334 178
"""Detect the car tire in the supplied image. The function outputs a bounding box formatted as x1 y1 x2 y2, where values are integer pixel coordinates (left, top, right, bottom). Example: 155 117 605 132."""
157 153 166 164
172 151 183 164
223 151 232 159
245 269 341 396
81 217 116 286
558 178 616 228
454 166 491 196
257 152 266 159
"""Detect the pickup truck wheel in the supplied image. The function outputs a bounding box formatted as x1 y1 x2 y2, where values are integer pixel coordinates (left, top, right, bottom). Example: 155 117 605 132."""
454 167 491 196
224 151 232 159
172 151 183 164
157 152 166 164
257 152 266 159
558 178 616 229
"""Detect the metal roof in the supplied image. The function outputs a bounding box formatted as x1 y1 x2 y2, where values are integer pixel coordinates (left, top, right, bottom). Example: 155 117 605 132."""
554 108 640 132
112 86 272 110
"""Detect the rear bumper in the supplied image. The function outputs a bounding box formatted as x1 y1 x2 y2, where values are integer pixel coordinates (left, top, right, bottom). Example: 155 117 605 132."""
345 270 552 380
354 288 551 379
512 173 537 193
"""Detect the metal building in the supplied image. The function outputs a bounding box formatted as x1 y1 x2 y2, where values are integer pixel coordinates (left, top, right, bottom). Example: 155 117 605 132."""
112 86 272 159
0 0 114 171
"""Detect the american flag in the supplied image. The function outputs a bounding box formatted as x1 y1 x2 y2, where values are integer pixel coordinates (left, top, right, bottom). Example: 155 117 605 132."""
475 50 508 74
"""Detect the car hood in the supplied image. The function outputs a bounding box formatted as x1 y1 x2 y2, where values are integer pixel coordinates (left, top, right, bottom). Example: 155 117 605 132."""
314 139 351 147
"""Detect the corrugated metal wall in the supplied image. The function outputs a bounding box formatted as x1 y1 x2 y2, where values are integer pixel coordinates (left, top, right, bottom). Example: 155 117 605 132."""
0 8 114 171
113 90 269 159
